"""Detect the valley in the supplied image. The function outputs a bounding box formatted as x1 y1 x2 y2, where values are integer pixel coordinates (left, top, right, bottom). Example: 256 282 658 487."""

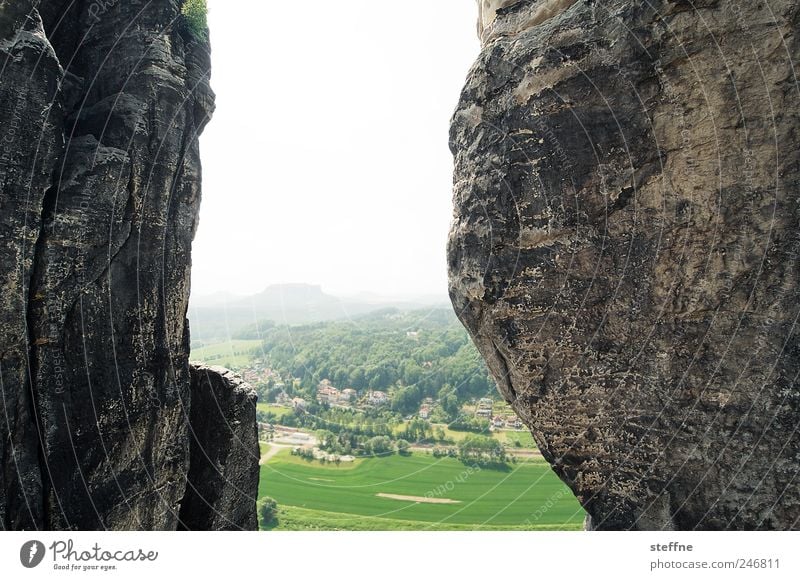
190 298 587 531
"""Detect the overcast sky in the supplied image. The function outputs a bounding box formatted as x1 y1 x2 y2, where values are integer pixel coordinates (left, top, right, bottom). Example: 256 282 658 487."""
190 1 480 299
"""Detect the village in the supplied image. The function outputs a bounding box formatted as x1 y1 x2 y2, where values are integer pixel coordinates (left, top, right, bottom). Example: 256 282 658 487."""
256 375 525 428
255 374 532 466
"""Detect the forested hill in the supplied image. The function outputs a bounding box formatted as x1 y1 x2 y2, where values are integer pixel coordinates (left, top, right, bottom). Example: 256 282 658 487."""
258 309 496 405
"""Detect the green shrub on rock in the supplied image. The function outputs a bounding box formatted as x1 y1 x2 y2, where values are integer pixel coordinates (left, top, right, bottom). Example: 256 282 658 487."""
182 0 208 39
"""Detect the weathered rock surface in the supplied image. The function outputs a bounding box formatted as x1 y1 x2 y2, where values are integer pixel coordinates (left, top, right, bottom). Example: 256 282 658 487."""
0 1 258 530
179 365 259 531
450 0 800 530
0 0 64 530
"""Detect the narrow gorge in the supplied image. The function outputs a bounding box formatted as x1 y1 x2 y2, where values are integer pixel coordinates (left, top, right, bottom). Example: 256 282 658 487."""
0 1 258 530
449 0 800 530
3 0 798 535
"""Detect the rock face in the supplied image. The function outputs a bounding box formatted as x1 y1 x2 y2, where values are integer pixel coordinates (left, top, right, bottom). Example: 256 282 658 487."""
449 0 800 530
0 1 258 530
180 365 259 531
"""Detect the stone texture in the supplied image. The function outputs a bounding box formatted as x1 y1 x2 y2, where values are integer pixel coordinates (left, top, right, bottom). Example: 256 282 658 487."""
0 1 258 530
0 0 65 530
450 0 800 530
179 365 259 531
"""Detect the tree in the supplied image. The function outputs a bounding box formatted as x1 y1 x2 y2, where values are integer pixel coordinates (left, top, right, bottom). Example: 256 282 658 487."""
391 385 421 415
259 497 278 528
403 360 423 385
316 429 336 450
402 418 432 442
365 435 393 456
457 434 506 465
349 367 366 389
440 391 460 419
396 439 411 455
333 367 350 387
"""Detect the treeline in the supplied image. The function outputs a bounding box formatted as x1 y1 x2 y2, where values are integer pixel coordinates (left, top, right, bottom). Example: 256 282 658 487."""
271 407 447 452
278 406 398 438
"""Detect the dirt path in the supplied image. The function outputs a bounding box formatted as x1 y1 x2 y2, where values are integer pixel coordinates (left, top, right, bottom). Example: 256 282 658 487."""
260 443 290 465
376 493 462 505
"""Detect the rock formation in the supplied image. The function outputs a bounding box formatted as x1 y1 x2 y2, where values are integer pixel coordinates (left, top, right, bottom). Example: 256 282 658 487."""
180 365 259 531
450 0 800 529
0 1 259 530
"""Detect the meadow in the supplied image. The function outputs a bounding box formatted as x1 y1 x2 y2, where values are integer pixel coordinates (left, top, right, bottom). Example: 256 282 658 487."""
257 403 293 419
190 339 263 369
259 450 585 530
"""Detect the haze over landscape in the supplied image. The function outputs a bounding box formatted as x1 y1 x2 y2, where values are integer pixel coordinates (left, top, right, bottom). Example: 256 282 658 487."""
191 0 480 301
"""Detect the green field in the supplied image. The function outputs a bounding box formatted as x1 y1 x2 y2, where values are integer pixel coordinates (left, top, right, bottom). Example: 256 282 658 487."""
257 403 293 419
190 339 262 368
495 430 536 448
269 505 577 531
259 451 585 530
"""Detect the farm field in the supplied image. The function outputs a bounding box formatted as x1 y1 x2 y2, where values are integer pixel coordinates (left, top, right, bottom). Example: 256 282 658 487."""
494 430 536 447
190 339 263 369
259 450 585 530
257 403 293 419
268 505 578 531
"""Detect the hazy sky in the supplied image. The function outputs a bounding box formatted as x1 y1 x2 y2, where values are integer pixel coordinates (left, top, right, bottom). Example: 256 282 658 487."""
191 1 480 299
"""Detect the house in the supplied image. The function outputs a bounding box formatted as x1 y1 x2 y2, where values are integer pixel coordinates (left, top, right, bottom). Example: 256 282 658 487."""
419 405 431 420
507 417 523 429
492 416 505 428
292 397 307 411
317 380 341 404
275 392 291 406
406 331 420 340
476 397 493 419
366 390 389 406
340 388 357 403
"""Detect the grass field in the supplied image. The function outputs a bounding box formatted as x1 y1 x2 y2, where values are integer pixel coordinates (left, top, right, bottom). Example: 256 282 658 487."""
257 403 293 419
190 339 263 369
495 430 536 448
259 450 584 530
268 505 579 531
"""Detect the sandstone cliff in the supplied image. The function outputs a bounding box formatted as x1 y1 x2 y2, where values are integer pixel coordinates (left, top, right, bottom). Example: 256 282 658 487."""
0 1 258 530
180 365 259 531
450 0 800 529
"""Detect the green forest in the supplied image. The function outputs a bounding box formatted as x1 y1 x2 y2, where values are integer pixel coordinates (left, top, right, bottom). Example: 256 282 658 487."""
254 308 496 411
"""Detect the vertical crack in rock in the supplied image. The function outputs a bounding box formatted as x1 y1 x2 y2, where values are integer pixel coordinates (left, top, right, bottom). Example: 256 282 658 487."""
450 0 800 529
0 1 259 530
